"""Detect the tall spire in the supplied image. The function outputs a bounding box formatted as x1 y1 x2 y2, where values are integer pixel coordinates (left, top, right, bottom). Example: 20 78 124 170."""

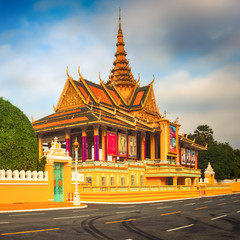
118 8 122 34
108 9 136 89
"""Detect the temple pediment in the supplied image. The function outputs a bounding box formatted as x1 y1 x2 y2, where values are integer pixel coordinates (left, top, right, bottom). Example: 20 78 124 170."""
56 80 85 111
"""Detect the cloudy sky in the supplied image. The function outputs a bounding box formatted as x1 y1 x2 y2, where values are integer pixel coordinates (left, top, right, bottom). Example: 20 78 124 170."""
1 0 240 148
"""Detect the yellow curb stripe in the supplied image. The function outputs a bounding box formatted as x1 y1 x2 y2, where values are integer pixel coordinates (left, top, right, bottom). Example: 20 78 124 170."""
195 206 208 210
1 228 60 236
105 219 136 224
160 211 181 216
218 203 226 206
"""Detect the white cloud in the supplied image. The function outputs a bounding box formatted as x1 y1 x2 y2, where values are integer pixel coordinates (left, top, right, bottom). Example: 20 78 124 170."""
154 63 240 148
1 0 240 149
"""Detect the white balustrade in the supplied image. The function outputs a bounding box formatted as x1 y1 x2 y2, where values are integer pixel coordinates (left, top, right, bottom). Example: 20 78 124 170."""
13 170 20 180
6 170 12 179
19 170 25 179
0 169 5 180
0 169 48 181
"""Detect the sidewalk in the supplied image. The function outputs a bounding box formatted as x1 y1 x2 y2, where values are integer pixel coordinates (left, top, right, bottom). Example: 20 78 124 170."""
0 202 87 213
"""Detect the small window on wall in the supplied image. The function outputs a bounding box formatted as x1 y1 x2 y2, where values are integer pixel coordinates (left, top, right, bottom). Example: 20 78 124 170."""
86 177 92 186
166 177 173 185
140 175 144 186
101 176 106 186
131 174 135 186
121 176 125 186
110 177 114 186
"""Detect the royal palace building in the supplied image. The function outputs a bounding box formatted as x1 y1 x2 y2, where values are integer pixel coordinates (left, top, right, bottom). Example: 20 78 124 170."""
32 12 206 192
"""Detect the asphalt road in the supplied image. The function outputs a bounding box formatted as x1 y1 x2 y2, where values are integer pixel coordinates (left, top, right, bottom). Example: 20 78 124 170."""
0 193 240 240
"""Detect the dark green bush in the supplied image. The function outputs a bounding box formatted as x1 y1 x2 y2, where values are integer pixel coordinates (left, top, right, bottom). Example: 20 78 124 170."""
0 97 39 170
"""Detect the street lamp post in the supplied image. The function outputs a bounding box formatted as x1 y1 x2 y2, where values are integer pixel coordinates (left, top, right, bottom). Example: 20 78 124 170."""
73 137 80 205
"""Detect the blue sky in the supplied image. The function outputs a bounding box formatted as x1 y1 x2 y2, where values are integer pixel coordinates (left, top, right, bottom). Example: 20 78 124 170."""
1 0 240 148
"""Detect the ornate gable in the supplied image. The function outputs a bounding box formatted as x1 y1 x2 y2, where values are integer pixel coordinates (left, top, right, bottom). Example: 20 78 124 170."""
58 81 84 111
143 88 158 114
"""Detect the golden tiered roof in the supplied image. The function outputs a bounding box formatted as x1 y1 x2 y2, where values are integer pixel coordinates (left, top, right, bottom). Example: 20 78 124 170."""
107 9 137 104
33 11 161 133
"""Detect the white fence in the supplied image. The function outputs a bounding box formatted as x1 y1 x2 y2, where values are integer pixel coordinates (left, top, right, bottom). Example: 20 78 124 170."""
0 169 48 181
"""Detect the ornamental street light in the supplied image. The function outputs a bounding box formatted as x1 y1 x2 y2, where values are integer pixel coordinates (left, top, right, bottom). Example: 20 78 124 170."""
73 137 80 206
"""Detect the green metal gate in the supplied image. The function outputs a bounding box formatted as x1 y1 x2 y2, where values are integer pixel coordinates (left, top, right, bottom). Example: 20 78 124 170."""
54 163 63 202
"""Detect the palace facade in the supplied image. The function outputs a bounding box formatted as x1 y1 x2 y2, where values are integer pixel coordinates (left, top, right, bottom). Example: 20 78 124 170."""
32 12 206 195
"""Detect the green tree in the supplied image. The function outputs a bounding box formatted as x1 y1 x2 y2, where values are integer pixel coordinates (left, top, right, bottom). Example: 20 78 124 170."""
232 149 240 179
38 156 46 172
198 142 234 180
0 97 39 170
190 124 240 180
193 124 214 146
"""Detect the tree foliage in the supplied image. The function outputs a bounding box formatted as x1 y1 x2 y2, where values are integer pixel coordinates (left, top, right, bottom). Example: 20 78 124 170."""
0 97 39 170
189 124 214 146
190 124 240 180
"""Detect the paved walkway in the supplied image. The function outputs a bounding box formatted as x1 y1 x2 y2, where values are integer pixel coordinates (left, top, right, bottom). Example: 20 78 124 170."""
0 202 87 213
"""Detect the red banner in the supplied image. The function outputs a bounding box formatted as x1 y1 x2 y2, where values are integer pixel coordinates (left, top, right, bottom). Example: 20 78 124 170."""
107 132 117 156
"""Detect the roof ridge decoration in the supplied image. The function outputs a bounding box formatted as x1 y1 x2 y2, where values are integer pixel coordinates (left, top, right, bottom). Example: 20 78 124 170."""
107 9 137 105
78 66 84 82
66 66 73 80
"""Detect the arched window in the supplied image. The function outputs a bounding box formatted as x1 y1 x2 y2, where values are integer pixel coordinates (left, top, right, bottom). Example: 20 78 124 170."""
166 177 173 185
121 176 125 186
110 176 114 186
131 174 135 186
140 175 144 185
86 176 92 186
101 176 106 186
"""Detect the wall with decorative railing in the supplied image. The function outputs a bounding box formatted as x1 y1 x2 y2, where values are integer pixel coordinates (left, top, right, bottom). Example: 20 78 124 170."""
0 169 48 181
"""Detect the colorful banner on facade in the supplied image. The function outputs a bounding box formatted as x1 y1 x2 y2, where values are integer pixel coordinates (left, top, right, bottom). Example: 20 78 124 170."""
118 133 127 157
191 151 195 166
128 135 137 158
169 125 177 152
107 132 117 156
181 148 186 165
186 150 191 166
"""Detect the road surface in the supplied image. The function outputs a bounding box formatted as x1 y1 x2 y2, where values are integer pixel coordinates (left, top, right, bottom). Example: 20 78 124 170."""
0 193 240 239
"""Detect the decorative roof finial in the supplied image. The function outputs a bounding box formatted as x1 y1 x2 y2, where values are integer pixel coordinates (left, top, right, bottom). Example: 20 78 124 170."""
119 8 122 33
99 72 103 83
66 66 70 78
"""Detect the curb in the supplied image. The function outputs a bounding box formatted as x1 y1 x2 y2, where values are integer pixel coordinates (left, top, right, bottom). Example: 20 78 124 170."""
80 192 240 205
0 204 88 213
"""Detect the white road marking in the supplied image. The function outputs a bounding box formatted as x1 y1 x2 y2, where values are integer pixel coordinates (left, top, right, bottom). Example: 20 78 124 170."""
73 209 98 212
116 210 140 214
173 201 183 203
157 206 172 209
184 203 196 206
150 203 163 206
204 200 213 203
167 224 194 232
53 215 89 220
0 222 9 224
237 210 240 213
118 206 136 209
211 215 227 221
9 213 45 217
231 196 237 199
